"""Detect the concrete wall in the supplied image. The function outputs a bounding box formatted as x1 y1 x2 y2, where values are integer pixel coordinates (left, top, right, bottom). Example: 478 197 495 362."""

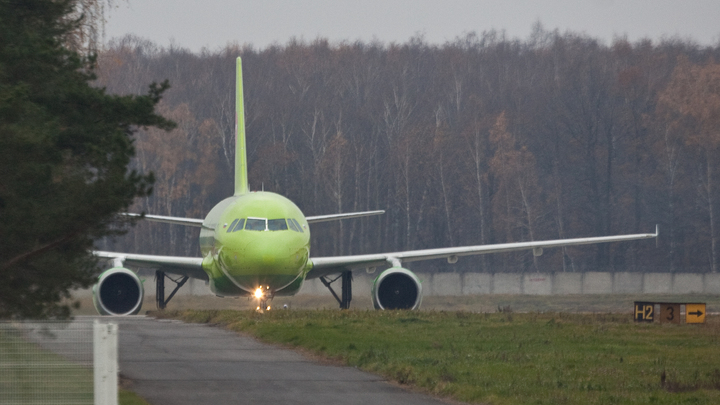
644 273 672 294
461 273 492 295
524 274 552 295
705 273 720 294
613 272 643 294
583 272 613 294
74 271 720 299
492 273 523 294
672 273 704 294
553 273 582 294
430 273 462 296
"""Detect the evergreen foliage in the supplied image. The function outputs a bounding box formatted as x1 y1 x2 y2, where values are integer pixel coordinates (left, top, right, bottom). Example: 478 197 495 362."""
0 0 174 318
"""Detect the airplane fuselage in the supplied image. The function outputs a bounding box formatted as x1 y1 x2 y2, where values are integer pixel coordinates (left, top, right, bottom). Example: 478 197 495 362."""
199 191 311 297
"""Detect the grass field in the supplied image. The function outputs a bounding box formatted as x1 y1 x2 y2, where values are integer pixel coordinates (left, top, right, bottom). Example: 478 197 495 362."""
158 308 720 405
119 389 151 405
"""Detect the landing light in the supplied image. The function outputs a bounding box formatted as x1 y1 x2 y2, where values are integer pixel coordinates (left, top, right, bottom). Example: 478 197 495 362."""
254 287 263 299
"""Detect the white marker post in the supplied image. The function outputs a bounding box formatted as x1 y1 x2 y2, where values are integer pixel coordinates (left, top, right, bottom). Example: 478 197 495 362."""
94 320 118 405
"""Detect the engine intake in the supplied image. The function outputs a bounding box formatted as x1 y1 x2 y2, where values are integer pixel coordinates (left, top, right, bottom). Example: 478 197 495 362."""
372 267 422 310
93 267 144 316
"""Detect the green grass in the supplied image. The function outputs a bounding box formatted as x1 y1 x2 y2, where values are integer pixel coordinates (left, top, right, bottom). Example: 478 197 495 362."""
120 389 152 405
159 309 720 405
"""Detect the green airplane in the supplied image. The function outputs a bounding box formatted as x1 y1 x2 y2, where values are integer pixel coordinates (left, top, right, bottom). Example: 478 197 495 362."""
92 58 658 316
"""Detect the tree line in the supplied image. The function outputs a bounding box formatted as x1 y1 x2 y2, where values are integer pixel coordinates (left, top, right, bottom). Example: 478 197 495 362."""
97 28 720 274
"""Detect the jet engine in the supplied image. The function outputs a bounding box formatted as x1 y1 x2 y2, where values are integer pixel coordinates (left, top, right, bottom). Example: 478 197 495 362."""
93 267 144 316
371 267 422 310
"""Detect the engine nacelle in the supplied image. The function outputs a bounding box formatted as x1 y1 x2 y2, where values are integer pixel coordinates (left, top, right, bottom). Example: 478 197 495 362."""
93 267 144 316
372 267 423 310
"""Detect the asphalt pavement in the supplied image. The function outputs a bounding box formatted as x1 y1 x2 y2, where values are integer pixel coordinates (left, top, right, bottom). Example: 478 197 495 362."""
113 316 454 405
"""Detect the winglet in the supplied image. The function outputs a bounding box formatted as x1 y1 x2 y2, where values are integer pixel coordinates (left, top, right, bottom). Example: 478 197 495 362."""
234 57 249 195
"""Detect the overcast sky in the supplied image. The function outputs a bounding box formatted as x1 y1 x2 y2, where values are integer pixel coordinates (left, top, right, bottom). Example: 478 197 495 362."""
104 0 720 52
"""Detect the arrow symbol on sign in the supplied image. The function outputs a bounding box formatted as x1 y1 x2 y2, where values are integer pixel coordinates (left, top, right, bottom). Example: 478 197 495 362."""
689 310 703 316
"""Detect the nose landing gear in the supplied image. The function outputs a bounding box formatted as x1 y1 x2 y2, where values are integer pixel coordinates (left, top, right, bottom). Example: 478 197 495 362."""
253 286 273 313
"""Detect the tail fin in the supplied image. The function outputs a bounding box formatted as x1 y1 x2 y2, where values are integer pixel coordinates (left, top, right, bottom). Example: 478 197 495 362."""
234 57 249 195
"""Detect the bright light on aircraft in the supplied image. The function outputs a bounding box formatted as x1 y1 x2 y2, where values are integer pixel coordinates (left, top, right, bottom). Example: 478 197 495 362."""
254 287 263 299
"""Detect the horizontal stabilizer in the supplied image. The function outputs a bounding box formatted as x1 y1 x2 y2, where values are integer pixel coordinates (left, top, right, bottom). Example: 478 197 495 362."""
306 210 385 224
121 213 204 228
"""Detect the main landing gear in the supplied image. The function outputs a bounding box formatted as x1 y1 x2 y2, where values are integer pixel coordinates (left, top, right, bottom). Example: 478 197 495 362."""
320 271 352 309
155 270 188 310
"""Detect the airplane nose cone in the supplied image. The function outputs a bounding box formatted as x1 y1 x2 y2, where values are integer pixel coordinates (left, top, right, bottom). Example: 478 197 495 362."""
218 236 307 292
242 239 296 270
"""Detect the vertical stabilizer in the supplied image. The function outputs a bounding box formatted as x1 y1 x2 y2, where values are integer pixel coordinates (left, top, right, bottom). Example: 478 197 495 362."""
234 57 249 195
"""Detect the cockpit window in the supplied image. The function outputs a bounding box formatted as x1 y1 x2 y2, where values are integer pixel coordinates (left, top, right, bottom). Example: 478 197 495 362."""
231 218 245 232
226 218 246 232
268 219 288 231
236 218 296 232
289 218 304 233
287 219 300 232
226 219 239 233
245 218 267 231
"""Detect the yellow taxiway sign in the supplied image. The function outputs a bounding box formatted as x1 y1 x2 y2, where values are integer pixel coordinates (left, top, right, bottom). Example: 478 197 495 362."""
685 303 706 324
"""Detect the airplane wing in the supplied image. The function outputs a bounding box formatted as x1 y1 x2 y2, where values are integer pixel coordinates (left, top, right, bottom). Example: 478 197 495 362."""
306 210 385 224
121 213 205 228
306 227 658 279
94 251 208 281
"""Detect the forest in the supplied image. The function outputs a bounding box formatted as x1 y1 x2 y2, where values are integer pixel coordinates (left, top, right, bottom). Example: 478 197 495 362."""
95 27 720 274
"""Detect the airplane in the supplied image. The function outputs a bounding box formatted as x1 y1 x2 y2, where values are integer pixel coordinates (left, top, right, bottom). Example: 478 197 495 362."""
92 57 658 316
